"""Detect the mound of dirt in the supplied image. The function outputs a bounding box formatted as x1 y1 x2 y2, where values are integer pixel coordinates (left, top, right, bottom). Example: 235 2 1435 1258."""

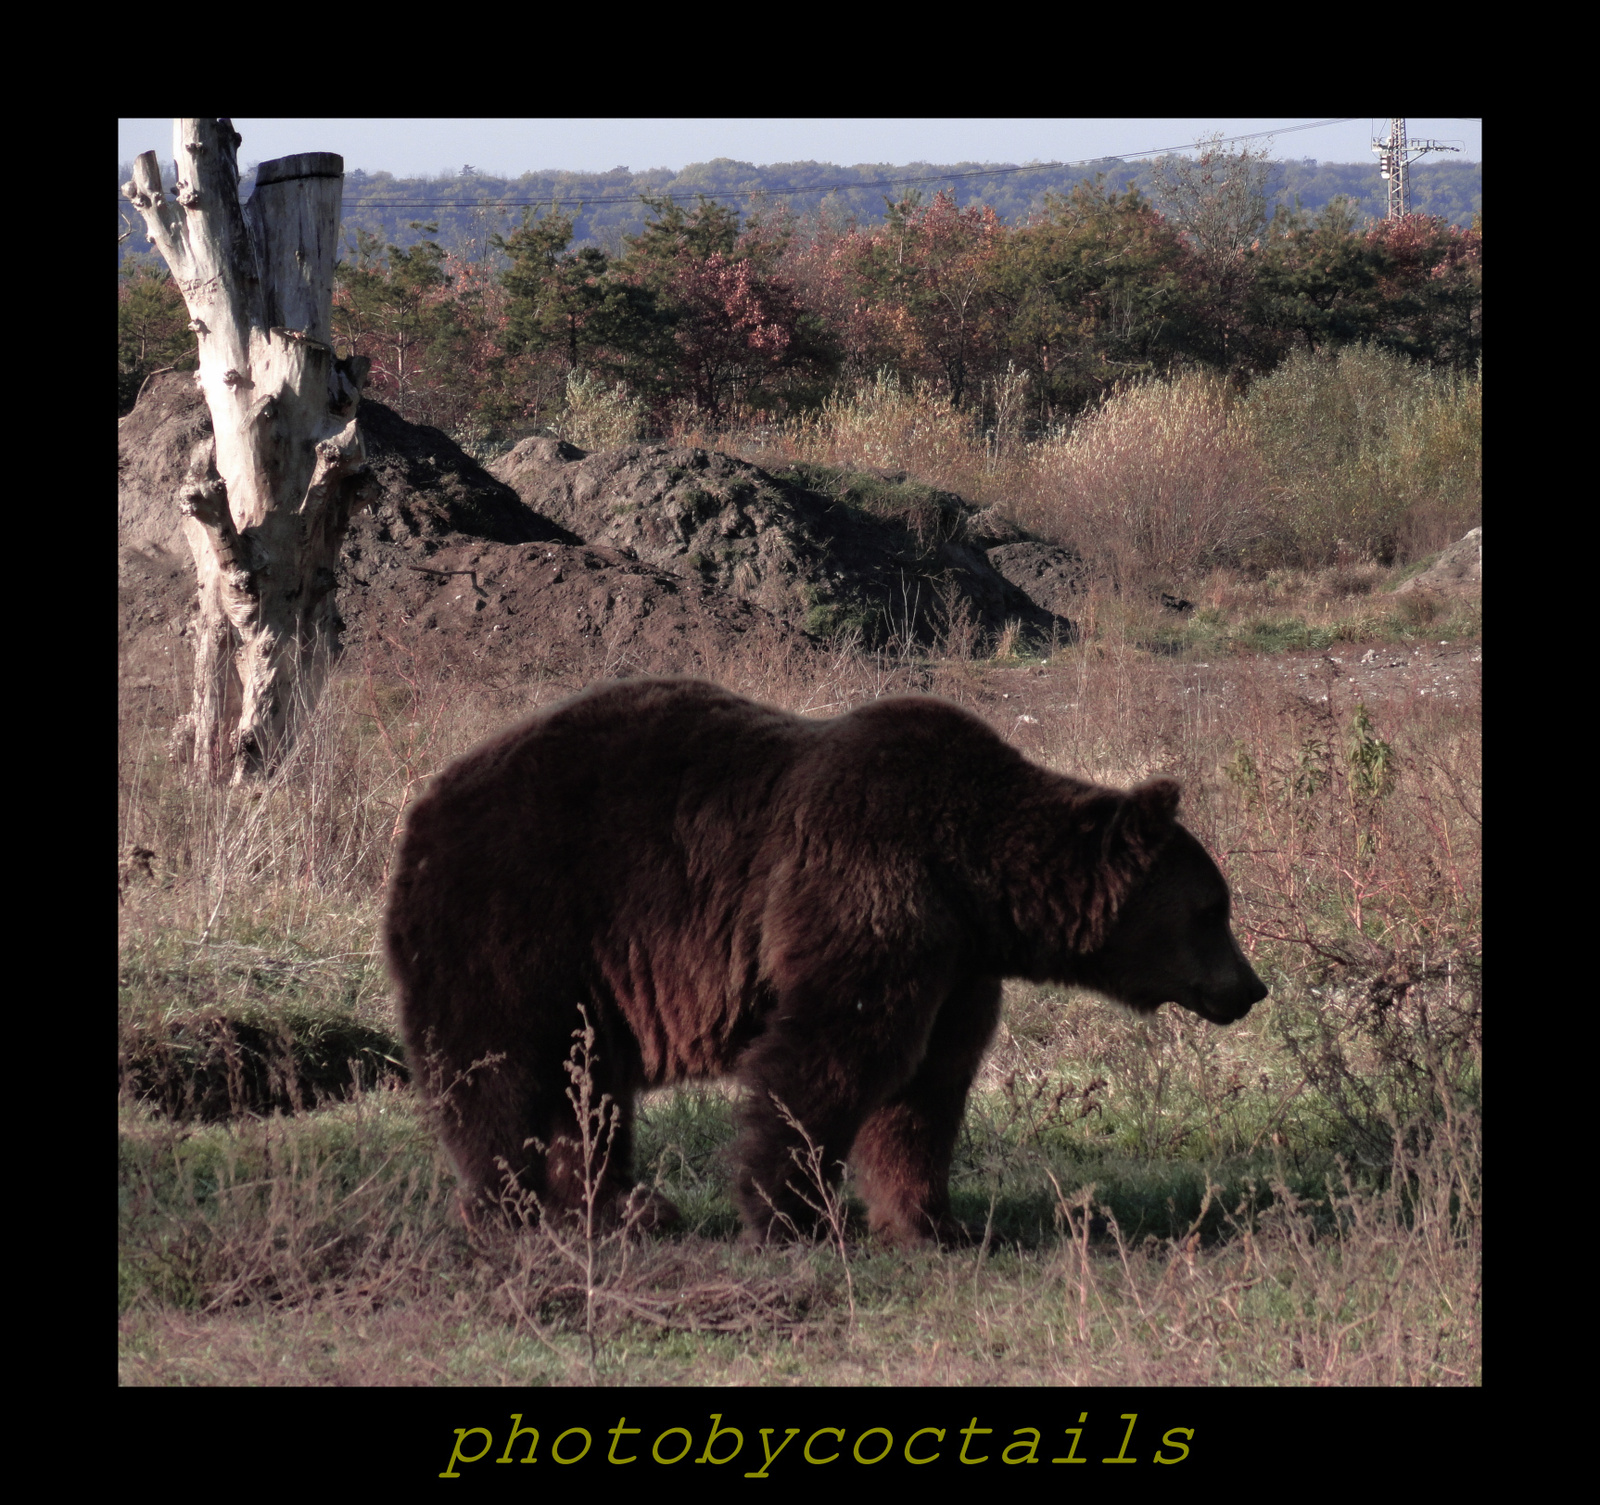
333 411 816 683
118 380 1080 727
118 383 811 714
337 538 811 686
117 372 571 556
491 440 1071 646
356 402 578 548
120 1007 405 1123
986 542 1091 618
1393 528 1482 594
118 372 215 557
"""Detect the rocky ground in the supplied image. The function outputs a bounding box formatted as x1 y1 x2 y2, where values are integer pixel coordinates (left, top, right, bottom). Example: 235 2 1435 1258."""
1255 640 1482 707
920 638 1481 756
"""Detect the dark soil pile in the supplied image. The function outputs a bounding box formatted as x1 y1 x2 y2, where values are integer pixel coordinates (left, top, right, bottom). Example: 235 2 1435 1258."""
986 542 1092 619
117 380 1083 729
338 537 812 687
340 408 810 684
120 1006 404 1123
492 440 1071 646
355 402 579 548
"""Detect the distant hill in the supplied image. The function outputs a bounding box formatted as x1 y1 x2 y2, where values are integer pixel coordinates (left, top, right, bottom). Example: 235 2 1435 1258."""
117 155 1482 265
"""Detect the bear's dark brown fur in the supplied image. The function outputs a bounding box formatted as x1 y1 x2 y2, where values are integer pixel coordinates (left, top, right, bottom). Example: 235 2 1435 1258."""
385 678 1266 1246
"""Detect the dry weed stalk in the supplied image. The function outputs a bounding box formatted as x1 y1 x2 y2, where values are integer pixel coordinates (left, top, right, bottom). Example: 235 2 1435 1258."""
561 1006 621 1373
761 1095 857 1331
480 1010 704 1376
1043 1172 1099 1345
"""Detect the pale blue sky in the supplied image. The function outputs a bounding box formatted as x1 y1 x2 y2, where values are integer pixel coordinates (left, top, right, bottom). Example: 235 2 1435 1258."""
117 118 1481 178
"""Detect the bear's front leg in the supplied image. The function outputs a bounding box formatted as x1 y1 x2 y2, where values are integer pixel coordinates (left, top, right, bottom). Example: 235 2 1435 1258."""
850 974 1003 1248
732 1056 869 1241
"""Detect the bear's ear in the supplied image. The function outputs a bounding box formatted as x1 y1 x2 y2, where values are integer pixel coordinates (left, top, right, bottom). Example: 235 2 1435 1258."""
1100 778 1182 871
1112 779 1182 854
1131 777 1182 826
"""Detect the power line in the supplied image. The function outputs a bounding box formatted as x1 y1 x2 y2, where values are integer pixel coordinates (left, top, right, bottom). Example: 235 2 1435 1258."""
306 119 1362 214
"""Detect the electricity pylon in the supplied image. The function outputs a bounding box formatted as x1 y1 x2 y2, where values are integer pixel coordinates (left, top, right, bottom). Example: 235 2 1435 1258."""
1371 119 1462 218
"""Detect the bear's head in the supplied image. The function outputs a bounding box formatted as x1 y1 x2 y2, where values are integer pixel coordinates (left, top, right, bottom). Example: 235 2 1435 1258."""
1079 779 1269 1025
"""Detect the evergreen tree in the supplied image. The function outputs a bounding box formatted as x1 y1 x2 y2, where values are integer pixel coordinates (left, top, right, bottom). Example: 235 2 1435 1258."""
1250 198 1387 357
1250 204 1481 369
117 260 197 414
333 222 461 408
994 178 1187 417
495 206 660 376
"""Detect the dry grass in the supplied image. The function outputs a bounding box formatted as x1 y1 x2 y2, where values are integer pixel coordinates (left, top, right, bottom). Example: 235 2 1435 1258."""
1012 372 1266 583
713 355 1480 588
682 369 991 502
119 1082 1479 1387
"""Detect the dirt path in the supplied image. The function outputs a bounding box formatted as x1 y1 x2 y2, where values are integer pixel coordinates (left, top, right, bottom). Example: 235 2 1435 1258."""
956 639 1481 762
1232 640 1482 708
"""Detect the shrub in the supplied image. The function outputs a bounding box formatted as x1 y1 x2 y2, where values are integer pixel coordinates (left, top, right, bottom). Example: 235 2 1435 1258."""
556 369 649 451
1244 345 1481 567
788 369 986 496
1022 371 1265 584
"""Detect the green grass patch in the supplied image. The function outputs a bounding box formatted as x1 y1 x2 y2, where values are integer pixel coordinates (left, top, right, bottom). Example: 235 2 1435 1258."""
117 1094 448 1313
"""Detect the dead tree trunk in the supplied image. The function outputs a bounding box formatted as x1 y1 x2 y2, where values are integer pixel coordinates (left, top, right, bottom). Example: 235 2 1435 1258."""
121 119 376 780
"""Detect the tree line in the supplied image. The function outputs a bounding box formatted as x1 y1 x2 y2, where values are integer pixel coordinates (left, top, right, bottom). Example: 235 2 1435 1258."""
117 151 1482 265
118 145 1481 438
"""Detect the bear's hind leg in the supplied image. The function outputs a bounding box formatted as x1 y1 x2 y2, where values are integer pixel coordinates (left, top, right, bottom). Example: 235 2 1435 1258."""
422 1054 552 1226
542 1087 657 1229
539 1013 681 1234
421 1014 623 1227
851 974 1003 1249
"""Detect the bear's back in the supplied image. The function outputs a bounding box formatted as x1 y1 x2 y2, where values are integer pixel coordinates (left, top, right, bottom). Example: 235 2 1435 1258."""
391 680 817 936
785 692 1049 853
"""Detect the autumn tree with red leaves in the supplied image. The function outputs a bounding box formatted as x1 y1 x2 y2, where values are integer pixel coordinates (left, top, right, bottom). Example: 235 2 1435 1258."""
1362 214 1481 367
839 191 1005 407
124 146 1481 451
663 251 811 422
616 196 831 423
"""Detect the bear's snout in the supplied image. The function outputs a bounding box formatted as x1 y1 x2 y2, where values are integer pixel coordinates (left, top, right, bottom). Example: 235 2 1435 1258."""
1192 969 1269 1024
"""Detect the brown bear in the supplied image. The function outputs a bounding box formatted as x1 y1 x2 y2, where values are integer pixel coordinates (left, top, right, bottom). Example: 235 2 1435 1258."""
385 678 1267 1247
